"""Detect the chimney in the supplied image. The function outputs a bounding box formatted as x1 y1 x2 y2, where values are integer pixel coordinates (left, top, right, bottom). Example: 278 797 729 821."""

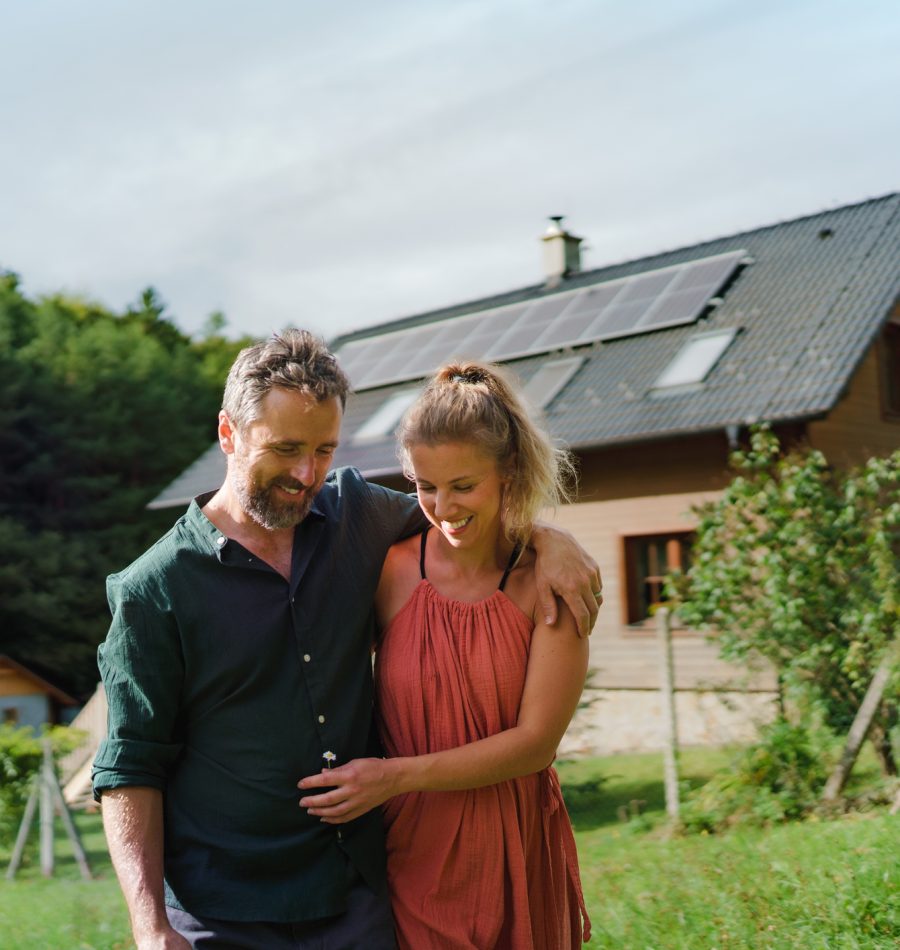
541 216 583 287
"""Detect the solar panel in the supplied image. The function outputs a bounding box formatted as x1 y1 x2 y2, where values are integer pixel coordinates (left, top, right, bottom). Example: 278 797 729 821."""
532 283 624 350
333 250 747 392
484 295 575 359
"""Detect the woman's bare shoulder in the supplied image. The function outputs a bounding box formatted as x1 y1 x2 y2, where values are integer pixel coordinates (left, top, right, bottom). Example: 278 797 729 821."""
502 546 538 620
384 532 423 573
376 532 425 630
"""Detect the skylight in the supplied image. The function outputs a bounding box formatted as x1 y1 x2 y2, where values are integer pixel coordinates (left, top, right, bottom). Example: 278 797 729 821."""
522 356 585 409
652 329 738 390
352 389 420 443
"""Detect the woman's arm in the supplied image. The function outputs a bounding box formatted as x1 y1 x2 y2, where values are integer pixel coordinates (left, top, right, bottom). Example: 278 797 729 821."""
298 608 589 823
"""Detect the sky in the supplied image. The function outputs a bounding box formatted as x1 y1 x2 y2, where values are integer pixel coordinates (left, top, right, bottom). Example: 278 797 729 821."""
1 0 898 342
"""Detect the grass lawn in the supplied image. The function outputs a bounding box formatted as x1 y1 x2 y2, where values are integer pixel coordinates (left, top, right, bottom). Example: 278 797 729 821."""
558 748 898 949
0 747 895 949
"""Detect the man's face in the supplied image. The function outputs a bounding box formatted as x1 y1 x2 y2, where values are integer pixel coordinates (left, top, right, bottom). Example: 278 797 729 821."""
223 388 342 530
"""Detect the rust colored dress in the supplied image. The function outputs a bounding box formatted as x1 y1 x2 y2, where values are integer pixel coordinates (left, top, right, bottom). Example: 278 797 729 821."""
374 531 590 949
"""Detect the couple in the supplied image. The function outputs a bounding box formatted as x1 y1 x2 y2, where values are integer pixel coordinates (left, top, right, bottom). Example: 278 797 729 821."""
93 330 596 949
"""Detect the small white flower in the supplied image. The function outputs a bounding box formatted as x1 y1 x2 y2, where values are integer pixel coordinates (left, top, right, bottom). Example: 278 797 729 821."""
322 751 337 767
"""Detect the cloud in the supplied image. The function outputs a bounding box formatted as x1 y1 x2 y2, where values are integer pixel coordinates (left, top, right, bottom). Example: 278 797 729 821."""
1 0 898 339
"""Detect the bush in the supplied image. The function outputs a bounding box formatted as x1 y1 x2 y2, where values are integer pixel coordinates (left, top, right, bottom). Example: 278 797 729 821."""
0 724 85 846
680 720 828 833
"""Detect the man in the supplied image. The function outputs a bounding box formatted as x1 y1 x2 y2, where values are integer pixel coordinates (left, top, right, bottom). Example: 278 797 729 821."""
93 330 602 949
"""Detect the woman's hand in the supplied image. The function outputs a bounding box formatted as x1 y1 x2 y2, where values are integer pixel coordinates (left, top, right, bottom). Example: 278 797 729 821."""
298 758 401 823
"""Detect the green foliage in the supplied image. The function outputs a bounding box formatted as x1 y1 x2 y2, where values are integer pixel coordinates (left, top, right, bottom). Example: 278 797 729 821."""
558 751 897 948
0 753 895 947
0 724 85 846
672 426 900 772
0 273 253 694
680 720 828 833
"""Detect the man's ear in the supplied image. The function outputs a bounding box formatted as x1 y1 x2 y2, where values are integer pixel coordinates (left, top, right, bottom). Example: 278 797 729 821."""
218 411 237 455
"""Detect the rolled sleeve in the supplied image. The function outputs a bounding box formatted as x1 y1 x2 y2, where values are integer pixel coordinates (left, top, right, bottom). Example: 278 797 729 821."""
92 579 185 799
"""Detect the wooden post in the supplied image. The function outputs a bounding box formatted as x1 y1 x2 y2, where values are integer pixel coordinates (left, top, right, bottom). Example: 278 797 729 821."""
5 783 39 880
823 638 900 802
40 741 55 876
4 737 92 880
656 607 681 821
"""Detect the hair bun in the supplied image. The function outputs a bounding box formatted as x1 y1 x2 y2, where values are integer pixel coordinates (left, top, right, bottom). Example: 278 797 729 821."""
440 363 489 386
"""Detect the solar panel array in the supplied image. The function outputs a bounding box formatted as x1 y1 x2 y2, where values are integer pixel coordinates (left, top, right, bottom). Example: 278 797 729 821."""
335 250 747 392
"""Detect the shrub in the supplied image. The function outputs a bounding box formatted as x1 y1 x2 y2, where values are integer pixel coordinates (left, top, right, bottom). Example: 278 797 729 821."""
0 724 85 846
680 719 828 833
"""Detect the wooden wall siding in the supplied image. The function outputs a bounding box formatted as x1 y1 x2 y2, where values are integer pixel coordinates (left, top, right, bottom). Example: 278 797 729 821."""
544 492 777 692
808 340 900 466
0 667 45 697
576 433 733 501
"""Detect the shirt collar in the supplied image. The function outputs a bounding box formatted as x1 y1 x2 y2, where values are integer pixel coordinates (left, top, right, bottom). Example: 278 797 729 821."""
186 488 329 556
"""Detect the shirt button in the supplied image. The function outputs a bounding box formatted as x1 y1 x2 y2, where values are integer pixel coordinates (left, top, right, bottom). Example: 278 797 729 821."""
215 536 226 547
318 715 325 724
303 654 311 663
337 830 343 842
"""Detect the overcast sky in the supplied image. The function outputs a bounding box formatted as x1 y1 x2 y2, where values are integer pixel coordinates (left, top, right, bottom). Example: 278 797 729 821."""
2 0 898 341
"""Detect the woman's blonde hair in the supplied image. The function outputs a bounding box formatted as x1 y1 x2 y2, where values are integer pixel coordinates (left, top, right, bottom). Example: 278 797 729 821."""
397 361 576 545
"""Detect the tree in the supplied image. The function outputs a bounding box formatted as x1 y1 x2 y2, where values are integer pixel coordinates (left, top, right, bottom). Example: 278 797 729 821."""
673 427 899 775
0 274 252 695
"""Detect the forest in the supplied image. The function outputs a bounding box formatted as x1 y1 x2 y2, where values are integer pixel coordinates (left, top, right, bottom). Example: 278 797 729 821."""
0 272 252 697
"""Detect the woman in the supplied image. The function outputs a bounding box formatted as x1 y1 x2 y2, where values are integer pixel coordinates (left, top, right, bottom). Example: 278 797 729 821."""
299 362 591 948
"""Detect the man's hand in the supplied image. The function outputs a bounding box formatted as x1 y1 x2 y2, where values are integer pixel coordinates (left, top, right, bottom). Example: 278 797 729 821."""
530 523 602 637
101 788 190 950
134 927 191 950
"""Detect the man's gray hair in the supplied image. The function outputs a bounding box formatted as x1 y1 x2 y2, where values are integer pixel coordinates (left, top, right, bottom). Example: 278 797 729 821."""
222 329 350 430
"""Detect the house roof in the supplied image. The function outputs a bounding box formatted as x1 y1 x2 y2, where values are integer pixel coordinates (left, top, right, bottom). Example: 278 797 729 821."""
0 655 79 706
149 193 900 507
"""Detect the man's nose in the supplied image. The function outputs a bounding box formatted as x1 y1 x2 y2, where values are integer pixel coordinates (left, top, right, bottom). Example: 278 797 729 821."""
290 456 316 486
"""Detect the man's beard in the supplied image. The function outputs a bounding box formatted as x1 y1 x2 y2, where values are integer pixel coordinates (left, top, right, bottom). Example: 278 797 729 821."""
231 455 320 530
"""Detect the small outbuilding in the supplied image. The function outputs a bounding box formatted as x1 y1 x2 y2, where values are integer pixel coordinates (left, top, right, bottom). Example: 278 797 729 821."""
0 655 79 730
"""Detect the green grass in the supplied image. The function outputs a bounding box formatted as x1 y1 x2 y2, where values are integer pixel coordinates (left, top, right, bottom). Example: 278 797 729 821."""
0 747 895 949
0 809 130 949
557 746 898 949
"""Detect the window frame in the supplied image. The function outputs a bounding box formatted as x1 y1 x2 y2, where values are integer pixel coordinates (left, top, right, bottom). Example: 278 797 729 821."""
878 321 900 422
621 530 693 628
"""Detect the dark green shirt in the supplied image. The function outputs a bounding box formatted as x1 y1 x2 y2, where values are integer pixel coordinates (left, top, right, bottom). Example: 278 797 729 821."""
92 467 423 922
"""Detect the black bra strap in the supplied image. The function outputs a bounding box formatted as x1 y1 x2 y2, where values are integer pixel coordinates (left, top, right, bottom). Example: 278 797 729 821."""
498 543 523 592
419 528 430 579
421 529 520 590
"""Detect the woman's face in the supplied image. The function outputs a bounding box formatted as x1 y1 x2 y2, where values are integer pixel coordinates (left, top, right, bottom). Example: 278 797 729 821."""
408 440 509 551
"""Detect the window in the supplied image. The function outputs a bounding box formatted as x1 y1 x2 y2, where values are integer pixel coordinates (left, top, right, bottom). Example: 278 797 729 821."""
622 532 692 625
651 328 737 392
352 389 420 443
879 323 900 419
522 356 585 409
2 707 18 725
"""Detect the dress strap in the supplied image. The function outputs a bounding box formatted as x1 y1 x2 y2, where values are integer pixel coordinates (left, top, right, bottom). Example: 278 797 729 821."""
498 543 523 592
419 528 430 580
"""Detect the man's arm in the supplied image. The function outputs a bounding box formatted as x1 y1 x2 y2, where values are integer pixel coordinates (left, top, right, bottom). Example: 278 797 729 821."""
101 788 189 950
530 522 602 637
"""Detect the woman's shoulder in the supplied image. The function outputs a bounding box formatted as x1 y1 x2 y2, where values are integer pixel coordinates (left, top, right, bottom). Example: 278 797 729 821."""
385 531 423 571
376 532 426 631
502 545 538 621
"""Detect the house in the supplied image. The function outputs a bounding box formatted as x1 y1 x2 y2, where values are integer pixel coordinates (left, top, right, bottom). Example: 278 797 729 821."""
0 655 79 731
149 194 900 754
